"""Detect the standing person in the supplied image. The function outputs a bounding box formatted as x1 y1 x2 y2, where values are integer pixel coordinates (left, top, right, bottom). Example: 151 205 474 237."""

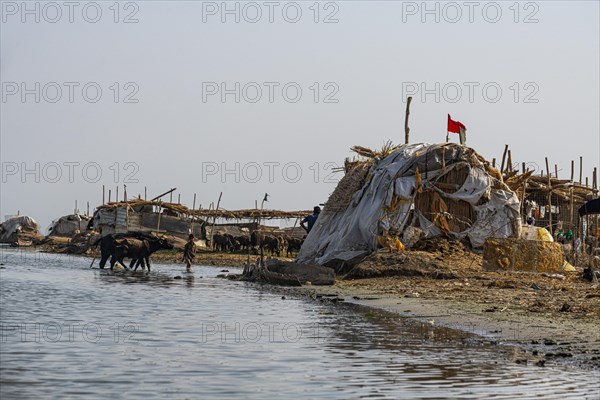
301 206 321 234
183 234 196 272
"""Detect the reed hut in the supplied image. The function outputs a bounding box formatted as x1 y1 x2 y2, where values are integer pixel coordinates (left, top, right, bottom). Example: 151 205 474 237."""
297 143 522 269
47 214 91 237
92 200 208 242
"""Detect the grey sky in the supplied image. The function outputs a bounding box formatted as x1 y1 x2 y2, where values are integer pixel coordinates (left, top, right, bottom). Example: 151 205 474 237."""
1 0 599 230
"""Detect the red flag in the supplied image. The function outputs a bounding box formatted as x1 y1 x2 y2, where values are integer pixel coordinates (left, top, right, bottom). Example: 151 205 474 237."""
447 114 466 134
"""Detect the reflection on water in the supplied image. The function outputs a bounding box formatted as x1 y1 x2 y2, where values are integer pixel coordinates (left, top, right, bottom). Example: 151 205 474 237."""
0 248 598 399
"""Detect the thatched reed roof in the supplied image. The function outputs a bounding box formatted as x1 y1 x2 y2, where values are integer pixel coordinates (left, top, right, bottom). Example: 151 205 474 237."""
96 199 310 220
503 171 597 203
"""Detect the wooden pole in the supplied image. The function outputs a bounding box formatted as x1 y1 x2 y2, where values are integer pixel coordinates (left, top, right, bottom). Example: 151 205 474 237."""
554 164 558 179
522 162 526 174
570 160 574 182
507 150 513 172
115 186 119 203
178 193 181 204
579 156 583 184
545 157 552 234
500 145 509 173
492 158 496 168
570 186 574 225
150 188 177 202
124 184 127 202
87 202 89 217
404 96 412 145
593 167 597 189
74 200 77 215
169 192 173 203
209 192 223 251
102 185 105 205
108 189 112 203
156 201 162 234
190 194 197 236
144 186 147 200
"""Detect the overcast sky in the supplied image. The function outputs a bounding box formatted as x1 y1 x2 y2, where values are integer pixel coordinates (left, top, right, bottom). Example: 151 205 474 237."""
1 0 599 231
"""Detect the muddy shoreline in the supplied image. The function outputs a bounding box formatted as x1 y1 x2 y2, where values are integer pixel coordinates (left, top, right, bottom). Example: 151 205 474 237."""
29 243 600 370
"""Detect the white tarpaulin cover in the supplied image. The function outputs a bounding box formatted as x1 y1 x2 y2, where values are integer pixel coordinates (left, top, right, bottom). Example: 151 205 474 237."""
47 214 91 236
297 143 521 267
0 216 40 243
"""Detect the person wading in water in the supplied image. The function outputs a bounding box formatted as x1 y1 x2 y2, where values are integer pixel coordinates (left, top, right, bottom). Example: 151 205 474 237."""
183 234 196 272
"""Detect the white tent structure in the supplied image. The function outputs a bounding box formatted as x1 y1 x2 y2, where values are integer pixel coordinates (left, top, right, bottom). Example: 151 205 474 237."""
297 143 521 269
0 215 40 244
47 214 91 237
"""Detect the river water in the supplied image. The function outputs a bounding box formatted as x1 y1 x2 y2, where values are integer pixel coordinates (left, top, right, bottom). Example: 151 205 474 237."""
0 247 598 399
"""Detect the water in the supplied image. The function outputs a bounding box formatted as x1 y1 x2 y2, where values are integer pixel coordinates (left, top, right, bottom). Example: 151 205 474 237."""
1 247 598 399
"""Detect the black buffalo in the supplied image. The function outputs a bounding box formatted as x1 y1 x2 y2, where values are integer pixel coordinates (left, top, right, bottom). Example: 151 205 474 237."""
95 233 171 270
112 236 173 271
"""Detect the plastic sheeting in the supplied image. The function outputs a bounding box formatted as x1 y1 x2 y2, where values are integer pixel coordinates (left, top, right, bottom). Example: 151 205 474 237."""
297 143 521 266
0 216 39 243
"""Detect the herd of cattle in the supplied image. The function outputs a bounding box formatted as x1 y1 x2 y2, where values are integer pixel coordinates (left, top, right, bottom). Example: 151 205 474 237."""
93 231 305 271
212 231 304 258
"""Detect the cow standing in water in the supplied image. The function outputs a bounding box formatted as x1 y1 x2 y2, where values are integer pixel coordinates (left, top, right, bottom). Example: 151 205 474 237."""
95 233 172 271
112 236 173 271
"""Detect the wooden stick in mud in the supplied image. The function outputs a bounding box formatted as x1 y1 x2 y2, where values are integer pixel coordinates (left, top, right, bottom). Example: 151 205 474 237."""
404 96 412 145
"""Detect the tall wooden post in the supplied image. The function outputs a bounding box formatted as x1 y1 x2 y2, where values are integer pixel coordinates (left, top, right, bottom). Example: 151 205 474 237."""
579 156 583 184
500 145 509 174
209 192 223 251
108 190 112 203
102 185 105 205
545 157 552 234
404 96 412 145
570 160 574 182
144 186 147 200
156 201 162 234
